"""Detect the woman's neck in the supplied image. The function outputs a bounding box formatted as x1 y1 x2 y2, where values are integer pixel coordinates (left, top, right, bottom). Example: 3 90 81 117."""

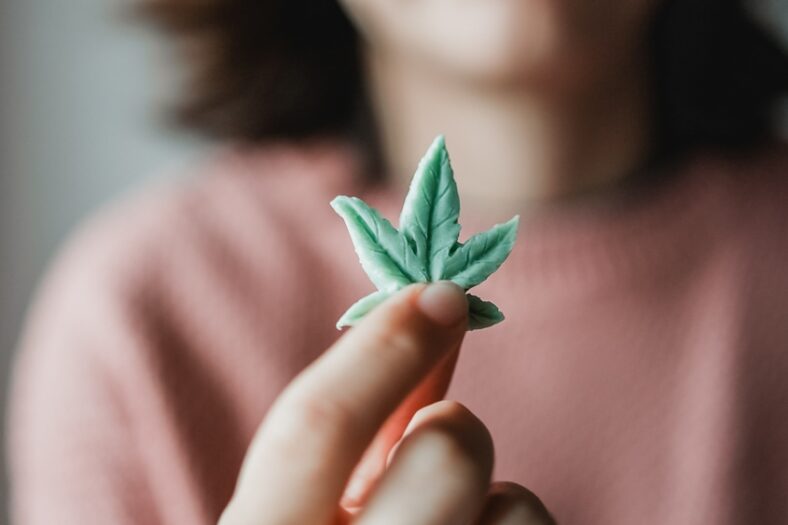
363 48 654 217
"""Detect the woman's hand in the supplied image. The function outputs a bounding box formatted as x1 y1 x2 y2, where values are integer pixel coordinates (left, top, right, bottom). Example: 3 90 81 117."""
219 282 555 524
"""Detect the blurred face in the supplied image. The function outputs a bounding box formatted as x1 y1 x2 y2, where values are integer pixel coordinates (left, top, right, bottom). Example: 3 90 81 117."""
339 0 661 91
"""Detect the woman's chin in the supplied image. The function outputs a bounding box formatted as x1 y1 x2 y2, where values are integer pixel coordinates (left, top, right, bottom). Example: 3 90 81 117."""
347 0 605 91
403 33 579 92
394 1 575 87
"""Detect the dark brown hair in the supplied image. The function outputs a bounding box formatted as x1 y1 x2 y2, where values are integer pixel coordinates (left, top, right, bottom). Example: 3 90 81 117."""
138 0 362 141
138 0 788 162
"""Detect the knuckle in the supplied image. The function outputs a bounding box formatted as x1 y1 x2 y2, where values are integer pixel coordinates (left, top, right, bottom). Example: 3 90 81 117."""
486 481 557 525
289 392 356 438
427 430 474 465
416 399 465 418
416 400 475 425
413 401 494 463
265 392 357 455
375 326 423 358
415 426 490 480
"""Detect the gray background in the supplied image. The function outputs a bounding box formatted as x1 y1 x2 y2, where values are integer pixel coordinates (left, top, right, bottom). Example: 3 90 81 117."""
0 0 786 522
0 0 200 520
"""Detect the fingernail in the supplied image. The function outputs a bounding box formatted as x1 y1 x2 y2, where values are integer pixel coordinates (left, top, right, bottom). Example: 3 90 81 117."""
417 281 467 326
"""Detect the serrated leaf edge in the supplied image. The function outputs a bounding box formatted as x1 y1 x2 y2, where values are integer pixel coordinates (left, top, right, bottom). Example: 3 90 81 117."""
441 215 520 290
336 290 393 329
467 294 505 330
331 196 426 291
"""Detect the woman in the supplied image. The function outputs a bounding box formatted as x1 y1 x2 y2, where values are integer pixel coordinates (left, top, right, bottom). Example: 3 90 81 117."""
7 0 788 523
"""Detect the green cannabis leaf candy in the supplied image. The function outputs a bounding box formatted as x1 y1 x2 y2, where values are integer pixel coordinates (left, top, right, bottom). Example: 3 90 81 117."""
332 135 519 331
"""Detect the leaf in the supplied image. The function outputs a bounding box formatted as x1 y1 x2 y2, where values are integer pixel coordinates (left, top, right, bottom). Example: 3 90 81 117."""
398 135 462 281
467 294 505 330
331 196 427 291
336 290 392 329
441 216 519 289
332 135 520 331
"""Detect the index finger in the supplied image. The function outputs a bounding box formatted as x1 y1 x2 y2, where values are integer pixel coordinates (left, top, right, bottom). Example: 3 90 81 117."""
224 282 468 524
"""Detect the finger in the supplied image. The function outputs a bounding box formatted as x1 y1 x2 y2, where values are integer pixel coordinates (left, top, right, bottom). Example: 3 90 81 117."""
355 401 494 525
341 344 461 507
221 282 468 525
476 482 557 525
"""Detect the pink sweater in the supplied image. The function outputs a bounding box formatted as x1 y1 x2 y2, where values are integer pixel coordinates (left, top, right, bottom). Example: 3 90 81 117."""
7 140 788 524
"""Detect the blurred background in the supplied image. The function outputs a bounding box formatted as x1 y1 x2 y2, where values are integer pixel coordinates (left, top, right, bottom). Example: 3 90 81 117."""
0 0 786 520
0 0 203 517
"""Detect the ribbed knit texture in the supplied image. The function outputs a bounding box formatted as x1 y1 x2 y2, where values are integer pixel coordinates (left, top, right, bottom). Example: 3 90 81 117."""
7 140 788 524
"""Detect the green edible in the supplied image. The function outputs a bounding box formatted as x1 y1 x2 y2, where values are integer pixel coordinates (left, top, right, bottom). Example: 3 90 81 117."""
331 135 519 330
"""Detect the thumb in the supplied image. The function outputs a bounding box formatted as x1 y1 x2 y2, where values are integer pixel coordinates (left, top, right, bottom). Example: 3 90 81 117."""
341 282 467 508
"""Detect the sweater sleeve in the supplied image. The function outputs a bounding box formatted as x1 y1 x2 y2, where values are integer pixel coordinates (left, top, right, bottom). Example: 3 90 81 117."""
7 147 368 524
5 181 231 524
7 220 161 524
